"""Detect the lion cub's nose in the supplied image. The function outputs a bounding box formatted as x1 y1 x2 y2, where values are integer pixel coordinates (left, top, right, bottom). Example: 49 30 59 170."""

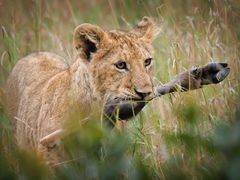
134 88 151 99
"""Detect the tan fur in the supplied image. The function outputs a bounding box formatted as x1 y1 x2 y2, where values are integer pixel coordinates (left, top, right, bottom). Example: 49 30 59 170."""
5 17 157 164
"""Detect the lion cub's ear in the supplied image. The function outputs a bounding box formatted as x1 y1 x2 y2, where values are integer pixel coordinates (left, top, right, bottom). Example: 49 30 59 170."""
74 24 110 61
132 16 159 43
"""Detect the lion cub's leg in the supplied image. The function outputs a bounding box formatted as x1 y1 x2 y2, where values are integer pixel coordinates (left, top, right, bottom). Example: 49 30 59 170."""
38 141 65 167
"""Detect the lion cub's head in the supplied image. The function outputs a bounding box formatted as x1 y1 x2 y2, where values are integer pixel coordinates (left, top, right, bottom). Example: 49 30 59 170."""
74 17 158 103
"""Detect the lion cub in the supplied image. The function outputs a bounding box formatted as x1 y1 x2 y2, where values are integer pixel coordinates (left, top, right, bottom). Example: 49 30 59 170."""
5 17 158 164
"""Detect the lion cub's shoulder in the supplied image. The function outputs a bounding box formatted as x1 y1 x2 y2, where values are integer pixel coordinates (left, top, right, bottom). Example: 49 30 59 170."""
21 52 69 71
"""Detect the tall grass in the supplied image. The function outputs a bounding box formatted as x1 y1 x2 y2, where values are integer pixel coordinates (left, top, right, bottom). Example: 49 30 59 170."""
0 0 239 179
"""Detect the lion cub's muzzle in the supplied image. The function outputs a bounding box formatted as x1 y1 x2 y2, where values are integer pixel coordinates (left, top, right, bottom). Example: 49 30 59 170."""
134 88 151 99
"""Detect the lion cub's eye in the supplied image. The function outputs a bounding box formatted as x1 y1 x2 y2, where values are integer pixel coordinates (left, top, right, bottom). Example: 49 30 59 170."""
144 58 152 67
115 61 128 70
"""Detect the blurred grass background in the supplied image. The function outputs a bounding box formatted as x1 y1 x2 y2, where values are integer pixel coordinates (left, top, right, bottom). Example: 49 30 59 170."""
0 0 240 179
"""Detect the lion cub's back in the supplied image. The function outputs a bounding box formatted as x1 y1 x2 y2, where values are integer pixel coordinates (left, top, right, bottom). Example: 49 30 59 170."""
6 52 69 122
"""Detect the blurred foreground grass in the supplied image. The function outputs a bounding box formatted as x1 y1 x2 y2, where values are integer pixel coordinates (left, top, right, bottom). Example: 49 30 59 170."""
0 0 240 179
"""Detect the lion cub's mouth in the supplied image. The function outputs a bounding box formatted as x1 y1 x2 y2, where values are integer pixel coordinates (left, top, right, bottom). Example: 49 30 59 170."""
114 96 152 103
104 91 154 113
115 92 155 102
